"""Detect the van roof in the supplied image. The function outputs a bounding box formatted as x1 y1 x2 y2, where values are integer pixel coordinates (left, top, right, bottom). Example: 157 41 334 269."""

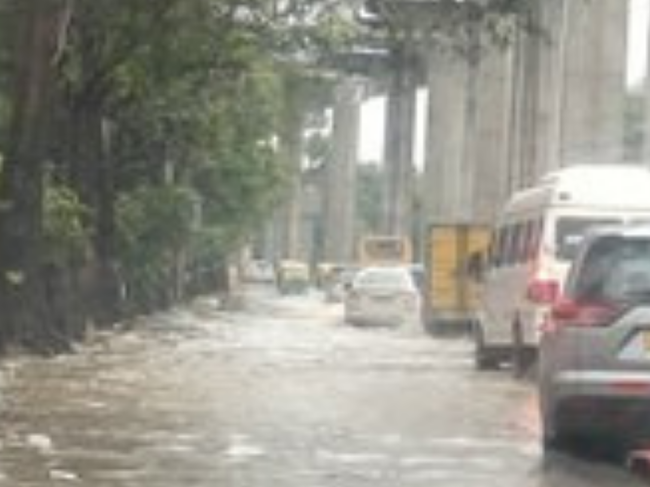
539 164 650 186
583 222 650 240
505 164 650 215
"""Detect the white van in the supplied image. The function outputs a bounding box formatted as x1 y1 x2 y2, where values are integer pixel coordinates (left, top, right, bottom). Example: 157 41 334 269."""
474 164 650 373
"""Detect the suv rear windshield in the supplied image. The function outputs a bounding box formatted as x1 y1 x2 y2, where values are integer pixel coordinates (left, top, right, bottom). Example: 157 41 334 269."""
555 217 621 261
572 236 650 302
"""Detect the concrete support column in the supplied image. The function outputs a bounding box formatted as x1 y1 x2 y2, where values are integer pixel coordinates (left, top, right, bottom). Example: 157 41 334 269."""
560 0 628 165
322 80 362 263
423 49 469 224
534 0 568 177
466 44 516 222
383 42 418 235
644 1 650 166
507 1 549 191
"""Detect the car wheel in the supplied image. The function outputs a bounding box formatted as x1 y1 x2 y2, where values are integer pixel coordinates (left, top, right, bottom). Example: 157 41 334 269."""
542 432 565 455
541 415 566 455
511 319 537 378
541 407 580 456
473 322 500 370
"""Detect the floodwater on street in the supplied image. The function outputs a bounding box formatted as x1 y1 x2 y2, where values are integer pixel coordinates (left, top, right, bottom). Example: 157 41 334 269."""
0 284 645 486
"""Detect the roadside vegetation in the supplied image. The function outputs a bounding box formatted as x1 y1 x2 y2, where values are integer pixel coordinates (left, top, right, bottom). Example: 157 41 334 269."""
0 0 532 354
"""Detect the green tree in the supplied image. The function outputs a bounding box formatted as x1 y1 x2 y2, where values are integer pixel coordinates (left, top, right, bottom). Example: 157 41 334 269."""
0 0 75 353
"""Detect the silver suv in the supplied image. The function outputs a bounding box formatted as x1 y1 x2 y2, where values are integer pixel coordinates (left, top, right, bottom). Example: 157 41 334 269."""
538 224 650 453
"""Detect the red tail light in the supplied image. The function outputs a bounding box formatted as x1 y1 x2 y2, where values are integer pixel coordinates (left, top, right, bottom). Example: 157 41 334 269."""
548 298 622 330
526 279 559 304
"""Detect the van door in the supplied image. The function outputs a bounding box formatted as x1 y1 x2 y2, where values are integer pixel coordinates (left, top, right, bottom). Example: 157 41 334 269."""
480 224 520 347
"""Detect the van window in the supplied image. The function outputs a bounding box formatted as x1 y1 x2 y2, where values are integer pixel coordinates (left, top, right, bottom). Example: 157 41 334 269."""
492 226 509 268
487 232 499 268
512 223 526 264
501 225 517 266
517 220 538 264
555 217 621 261
490 220 543 267
526 219 543 261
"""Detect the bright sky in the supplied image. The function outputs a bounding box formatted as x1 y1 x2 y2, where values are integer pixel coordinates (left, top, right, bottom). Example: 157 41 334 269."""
359 0 650 165
629 0 649 87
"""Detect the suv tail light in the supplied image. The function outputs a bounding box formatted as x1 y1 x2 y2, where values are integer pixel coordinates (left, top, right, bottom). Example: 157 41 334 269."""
526 279 559 304
548 298 623 330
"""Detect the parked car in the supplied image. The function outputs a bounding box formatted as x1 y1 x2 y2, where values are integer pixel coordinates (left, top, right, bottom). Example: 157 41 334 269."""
538 223 650 453
344 266 422 328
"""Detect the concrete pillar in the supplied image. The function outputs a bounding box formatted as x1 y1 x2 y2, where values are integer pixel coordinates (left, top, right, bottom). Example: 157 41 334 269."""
423 48 469 224
534 0 568 177
322 80 361 263
507 2 549 191
644 2 650 166
383 42 418 235
505 28 526 193
559 0 628 165
505 0 627 188
467 44 516 222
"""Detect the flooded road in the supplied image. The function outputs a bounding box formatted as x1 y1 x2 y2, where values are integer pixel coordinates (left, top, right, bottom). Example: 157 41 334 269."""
0 284 645 486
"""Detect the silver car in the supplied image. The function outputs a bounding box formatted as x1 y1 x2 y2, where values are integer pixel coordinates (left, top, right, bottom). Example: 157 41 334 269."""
538 224 650 453
344 266 422 328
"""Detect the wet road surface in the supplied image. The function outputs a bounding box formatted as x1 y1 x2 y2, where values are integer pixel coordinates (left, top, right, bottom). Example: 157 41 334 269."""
0 284 646 486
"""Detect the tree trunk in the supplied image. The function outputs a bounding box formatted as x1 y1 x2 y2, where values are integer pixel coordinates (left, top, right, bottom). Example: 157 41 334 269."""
0 0 74 354
66 105 120 328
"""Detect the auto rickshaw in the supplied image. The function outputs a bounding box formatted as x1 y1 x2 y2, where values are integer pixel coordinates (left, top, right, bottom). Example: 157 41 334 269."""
276 260 310 295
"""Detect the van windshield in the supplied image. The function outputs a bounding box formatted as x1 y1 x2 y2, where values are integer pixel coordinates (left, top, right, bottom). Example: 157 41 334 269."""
555 217 622 261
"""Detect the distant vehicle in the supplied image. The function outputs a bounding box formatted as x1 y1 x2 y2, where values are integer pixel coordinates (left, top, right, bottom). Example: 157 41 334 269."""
276 260 310 295
539 224 650 453
243 259 275 283
323 266 358 303
476 164 650 373
357 235 412 266
423 224 490 333
409 263 425 292
344 266 422 328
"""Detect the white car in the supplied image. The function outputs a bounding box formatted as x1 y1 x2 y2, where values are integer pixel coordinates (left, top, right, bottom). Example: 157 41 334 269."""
344 266 422 328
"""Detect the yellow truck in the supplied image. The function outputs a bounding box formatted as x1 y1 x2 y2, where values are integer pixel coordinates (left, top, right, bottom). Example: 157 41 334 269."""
423 224 490 333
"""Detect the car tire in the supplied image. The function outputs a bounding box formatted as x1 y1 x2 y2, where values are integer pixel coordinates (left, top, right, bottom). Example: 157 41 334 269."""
473 322 500 370
541 417 563 454
542 432 564 455
511 319 537 378
541 408 576 456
